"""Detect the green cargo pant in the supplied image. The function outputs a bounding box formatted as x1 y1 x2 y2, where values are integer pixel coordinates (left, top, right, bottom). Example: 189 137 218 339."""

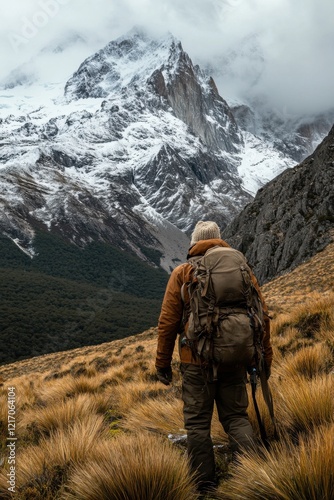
181 363 255 486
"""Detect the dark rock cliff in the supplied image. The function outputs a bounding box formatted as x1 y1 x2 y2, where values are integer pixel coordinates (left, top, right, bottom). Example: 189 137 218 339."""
223 125 334 284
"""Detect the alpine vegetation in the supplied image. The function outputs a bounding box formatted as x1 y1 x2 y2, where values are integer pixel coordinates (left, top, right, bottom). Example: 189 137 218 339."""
0 257 334 499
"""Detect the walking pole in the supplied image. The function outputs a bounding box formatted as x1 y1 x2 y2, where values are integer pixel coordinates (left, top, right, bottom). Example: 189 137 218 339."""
250 368 269 449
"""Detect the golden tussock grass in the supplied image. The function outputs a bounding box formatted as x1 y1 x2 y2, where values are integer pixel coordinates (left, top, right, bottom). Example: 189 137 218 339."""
275 374 334 435
0 377 44 452
0 416 108 499
37 368 137 408
272 327 315 358
276 342 333 379
284 294 333 333
110 380 172 414
0 249 334 498
99 359 153 385
221 423 334 500
17 393 107 442
122 397 185 435
270 294 334 357
318 320 334 352
63 432 198 500
20 415 107 478
3 375 43 413
37 374 106 404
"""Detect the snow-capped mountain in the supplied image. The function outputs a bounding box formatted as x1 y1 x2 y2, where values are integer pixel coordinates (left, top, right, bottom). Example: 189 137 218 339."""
0 28 332 271
0 28 249 269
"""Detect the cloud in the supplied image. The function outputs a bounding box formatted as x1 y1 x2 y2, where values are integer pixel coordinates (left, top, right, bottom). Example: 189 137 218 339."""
1 0 333 116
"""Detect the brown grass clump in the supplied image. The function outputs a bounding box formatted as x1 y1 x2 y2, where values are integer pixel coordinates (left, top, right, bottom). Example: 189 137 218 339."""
110 380 171 414
276 343 333 379
275 374 334 435
38 375 105 404
0 416 108 499
1 376 42 414
122 397 185 435
287 296 333 337
63 432 198 500
271 295 334 356
17 393 107 442
318 317 334 352
221 424 334 500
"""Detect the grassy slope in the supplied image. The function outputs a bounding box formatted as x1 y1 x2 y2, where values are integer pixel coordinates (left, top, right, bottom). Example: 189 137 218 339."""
262 240 334 312
0 242 333 498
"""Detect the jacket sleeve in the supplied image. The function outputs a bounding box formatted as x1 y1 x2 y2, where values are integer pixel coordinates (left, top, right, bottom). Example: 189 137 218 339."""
251 274 273 368
155 265 185 369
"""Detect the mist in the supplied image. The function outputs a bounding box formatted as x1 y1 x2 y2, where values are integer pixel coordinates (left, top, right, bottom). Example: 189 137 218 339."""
1 0 334 116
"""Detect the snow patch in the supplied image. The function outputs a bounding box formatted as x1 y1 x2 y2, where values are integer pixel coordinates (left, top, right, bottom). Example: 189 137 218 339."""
11 238 35 258
237 132 295 195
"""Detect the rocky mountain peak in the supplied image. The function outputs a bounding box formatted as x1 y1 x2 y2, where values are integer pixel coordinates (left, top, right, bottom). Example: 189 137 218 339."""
64 28 241 154
64 29 180 99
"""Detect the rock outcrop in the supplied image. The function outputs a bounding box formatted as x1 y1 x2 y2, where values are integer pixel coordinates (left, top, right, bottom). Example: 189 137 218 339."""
223 125 334 284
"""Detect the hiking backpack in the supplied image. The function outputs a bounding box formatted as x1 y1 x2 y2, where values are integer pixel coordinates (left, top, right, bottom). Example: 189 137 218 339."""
182 246 264 372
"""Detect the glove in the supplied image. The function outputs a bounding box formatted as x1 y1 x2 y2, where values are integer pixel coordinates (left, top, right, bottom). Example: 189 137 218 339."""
156 366 172 386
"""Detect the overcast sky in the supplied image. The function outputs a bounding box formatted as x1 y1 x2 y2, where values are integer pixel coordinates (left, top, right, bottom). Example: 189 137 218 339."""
1 0 334 116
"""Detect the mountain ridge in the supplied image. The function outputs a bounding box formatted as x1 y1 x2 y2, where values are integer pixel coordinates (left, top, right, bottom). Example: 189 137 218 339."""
1 28 332 274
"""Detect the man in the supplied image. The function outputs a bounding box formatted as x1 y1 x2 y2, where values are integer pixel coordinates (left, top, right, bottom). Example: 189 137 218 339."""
155 221 272 493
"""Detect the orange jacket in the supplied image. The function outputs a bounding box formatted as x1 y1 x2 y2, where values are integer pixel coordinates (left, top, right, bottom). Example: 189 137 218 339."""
156 238 273 369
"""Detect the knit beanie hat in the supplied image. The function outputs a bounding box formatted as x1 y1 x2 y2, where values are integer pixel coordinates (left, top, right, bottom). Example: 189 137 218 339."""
190 221 221 245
